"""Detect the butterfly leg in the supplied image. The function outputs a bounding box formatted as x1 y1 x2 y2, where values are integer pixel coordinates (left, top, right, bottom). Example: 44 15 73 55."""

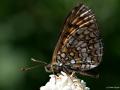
70 71 76 77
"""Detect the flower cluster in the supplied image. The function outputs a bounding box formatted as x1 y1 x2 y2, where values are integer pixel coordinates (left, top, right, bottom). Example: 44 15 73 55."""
40 71 90 90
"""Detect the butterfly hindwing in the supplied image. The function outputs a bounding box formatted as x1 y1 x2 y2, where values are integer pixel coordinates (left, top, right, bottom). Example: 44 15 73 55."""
52 3 103 72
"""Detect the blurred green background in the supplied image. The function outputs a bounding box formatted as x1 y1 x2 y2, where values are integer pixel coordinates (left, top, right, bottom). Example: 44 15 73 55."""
0 0 120 90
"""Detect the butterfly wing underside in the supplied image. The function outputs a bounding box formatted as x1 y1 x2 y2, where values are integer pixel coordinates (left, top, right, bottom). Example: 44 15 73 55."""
52 3 103 71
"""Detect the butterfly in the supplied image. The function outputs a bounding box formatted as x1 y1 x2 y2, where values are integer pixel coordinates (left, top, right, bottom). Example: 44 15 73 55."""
44 3 103 77
21 3 103 77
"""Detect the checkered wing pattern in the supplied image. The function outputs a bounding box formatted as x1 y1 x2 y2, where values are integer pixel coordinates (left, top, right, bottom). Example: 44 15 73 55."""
52 3 103 71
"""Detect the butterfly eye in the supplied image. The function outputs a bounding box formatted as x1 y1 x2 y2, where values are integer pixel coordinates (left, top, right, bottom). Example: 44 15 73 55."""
45 64 52 73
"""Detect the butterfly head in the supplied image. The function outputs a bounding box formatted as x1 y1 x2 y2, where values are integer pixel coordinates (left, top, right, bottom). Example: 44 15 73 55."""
45 63 62 73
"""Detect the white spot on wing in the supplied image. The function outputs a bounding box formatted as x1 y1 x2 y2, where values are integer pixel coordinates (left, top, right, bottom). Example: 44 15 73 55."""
71 59 76 64
81 48 87 52
90 65 97 68
61 53 65 58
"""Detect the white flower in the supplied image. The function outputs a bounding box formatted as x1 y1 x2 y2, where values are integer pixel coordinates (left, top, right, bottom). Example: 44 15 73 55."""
40 71 90 90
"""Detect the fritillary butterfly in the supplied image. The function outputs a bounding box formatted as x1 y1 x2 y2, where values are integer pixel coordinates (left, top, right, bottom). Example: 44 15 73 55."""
45 3 103 76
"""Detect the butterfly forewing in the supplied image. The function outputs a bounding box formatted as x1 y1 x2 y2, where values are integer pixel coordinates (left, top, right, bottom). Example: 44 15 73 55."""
52 4 103 72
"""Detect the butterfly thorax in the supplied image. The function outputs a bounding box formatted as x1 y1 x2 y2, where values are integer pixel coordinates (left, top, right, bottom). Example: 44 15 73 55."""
45 63 63 74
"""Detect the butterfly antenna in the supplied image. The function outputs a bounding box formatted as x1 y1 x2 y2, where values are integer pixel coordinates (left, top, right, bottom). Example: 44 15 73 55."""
21 64 40 71
21 58 47 71
31 58 47 65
